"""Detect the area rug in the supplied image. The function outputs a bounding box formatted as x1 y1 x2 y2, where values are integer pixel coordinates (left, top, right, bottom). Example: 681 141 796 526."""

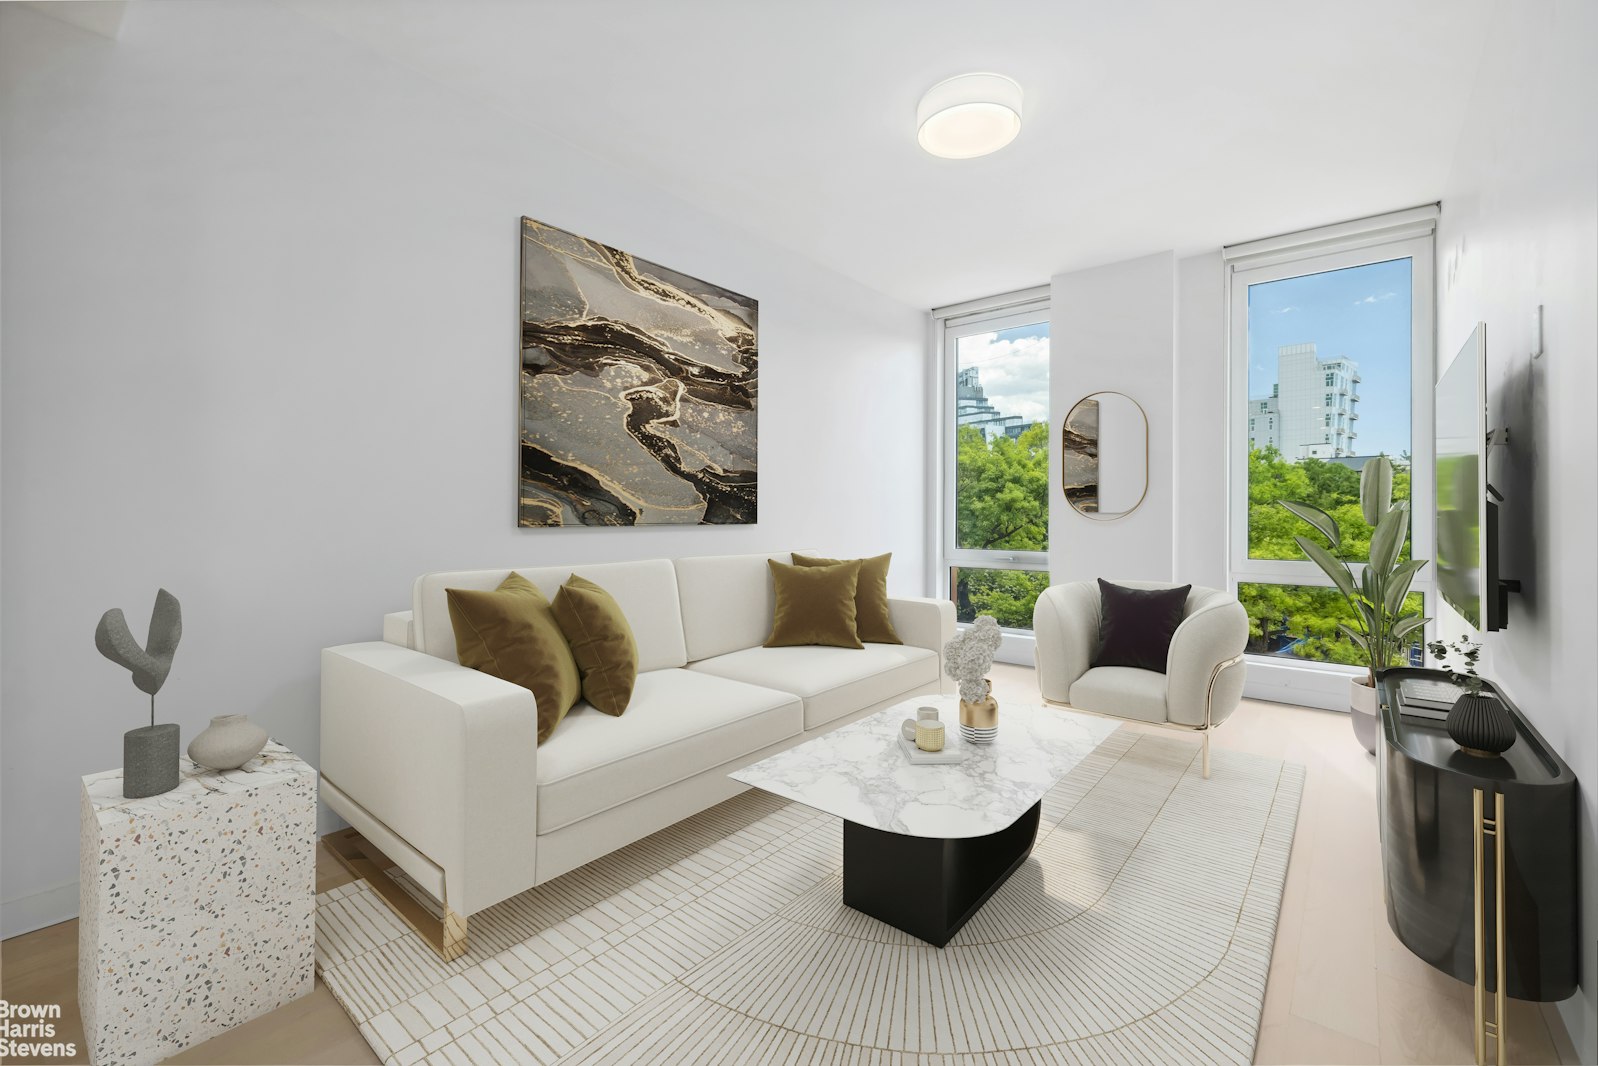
316 728 1303 1065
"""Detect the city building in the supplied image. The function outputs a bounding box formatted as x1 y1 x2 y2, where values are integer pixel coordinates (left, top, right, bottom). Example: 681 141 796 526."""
956 366 1033 440
1247 343 1360 459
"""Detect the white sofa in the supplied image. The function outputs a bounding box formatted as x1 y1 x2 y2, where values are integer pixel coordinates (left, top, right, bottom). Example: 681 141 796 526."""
1032 580 1248 777
320 550 954 956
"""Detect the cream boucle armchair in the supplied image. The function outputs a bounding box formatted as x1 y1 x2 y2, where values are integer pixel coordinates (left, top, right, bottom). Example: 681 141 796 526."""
1032 580 1248 777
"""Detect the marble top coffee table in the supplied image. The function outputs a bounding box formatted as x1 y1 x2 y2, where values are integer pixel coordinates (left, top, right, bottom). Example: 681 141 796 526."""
732 694 1117 946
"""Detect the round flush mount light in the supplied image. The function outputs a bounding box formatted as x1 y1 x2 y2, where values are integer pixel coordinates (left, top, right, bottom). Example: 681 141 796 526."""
916 73 1023 159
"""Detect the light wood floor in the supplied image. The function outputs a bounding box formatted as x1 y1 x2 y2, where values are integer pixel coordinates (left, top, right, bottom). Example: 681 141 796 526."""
1 667 1575 1065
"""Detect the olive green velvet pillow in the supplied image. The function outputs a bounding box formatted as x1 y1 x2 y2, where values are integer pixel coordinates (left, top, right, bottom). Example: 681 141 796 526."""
765 559 863 649
446 572 580 744
792 552 901 644
551 574 639 716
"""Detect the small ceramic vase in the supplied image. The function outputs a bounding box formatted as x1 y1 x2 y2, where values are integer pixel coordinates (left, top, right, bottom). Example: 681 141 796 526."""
959 679 999 744
1446 692 1515 758
187 714 268 771
915 720 946 752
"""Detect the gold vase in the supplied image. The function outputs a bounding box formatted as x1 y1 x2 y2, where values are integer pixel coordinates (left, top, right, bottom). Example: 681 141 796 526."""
959 680 999 743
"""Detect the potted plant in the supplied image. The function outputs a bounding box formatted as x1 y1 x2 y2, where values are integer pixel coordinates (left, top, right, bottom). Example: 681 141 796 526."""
1279 454 1429 754
1426 636 1515 756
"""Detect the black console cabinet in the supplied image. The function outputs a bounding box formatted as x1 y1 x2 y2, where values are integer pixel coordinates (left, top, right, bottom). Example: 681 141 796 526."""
1377 668 1578 1002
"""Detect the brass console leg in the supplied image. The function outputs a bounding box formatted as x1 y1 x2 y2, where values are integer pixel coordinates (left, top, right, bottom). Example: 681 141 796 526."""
323 828 469 961
1472 789 1506 1066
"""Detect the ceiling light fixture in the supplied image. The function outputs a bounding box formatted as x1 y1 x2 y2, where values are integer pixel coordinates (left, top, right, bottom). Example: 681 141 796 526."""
916 73 1023 159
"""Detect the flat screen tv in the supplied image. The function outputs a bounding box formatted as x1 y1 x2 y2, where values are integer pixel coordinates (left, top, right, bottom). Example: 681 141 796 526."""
1434 323 1507 630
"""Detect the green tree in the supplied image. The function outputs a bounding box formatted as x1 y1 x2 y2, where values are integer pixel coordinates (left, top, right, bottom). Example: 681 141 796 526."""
955 424 1049 551
953 422 1050 627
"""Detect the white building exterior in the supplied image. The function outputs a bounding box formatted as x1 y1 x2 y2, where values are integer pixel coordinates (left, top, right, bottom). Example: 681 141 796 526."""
1247 343 1360 460
956 367 1027 441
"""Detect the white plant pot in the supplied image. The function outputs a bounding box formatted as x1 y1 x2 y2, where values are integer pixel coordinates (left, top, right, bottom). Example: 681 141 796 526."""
1349 677 1378 755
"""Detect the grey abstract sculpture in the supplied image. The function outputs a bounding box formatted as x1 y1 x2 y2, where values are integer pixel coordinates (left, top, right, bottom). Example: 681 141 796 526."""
96 588 183 798
944 615 1003 703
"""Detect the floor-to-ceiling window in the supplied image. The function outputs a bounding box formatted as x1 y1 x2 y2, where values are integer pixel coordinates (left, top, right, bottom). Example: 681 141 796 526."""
1225 208 1436 694
936 291 1050 634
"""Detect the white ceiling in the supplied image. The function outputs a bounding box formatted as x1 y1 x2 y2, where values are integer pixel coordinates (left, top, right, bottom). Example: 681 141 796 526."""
286 0 1495 308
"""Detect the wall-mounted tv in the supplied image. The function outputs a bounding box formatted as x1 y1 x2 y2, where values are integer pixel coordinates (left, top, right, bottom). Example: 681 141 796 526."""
1435 323 1510 631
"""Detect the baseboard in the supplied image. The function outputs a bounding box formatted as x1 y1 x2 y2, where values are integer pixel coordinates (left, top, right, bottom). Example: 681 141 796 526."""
993 630 1036 667
1 879 78 940
1544 999 1582 1065
1242 656 1358 711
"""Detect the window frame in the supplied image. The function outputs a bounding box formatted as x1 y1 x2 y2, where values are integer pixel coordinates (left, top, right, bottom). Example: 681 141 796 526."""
1224 208 1437 674
931 289 1051 634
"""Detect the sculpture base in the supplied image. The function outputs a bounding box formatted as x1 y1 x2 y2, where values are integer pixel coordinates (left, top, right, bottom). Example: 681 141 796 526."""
123 724 180 798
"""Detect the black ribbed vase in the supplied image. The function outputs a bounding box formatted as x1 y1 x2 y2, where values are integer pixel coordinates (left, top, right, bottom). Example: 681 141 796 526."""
1446 693 1516 757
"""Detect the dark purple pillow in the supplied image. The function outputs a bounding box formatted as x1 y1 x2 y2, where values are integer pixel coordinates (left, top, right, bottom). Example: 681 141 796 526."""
1093 579 1192 673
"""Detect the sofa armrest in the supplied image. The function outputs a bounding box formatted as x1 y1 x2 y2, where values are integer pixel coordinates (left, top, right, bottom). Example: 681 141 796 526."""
1032 582 1099 703
888 596 956 655
320 642 540 916
383 610 415 648
1166 598 1248 728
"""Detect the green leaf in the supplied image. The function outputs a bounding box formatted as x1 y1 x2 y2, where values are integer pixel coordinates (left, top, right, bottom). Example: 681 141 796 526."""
1336 623 1370 654
1352 596 1378 635
1392 614 1429 640
1360 455 1394 527
1383 559 1427 617
1278 500 1341 550
1368 501 1410 576
1293 535 1357 599
1360 564 1380 608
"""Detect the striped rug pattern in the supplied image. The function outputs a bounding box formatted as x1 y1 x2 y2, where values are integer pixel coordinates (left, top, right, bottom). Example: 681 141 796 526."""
317 729 1303 1065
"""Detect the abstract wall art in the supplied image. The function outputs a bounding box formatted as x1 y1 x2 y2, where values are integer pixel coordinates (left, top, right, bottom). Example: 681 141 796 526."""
518 217 758 526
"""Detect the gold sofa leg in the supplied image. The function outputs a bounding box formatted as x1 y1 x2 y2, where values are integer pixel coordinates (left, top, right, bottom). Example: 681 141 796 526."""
323 828 469 961
1202 731 1211 779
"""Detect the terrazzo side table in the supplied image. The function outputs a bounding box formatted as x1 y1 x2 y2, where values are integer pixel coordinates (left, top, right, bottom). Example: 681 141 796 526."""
79 741 316 1065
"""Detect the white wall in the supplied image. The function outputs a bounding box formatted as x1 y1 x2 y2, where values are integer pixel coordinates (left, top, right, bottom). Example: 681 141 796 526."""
1049 252 1177 585
0 2 928 936
1434 0 1598 1055
1173 251 1229 590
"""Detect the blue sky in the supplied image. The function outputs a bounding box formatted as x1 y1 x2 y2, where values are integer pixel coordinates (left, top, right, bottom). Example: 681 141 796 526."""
1247 257 1414 458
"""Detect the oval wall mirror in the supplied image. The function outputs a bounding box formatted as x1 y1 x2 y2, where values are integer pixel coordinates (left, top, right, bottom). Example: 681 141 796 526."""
1062 391 1149 520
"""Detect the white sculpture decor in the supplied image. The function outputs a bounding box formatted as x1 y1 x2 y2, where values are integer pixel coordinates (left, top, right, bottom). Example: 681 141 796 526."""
944 615 1003 743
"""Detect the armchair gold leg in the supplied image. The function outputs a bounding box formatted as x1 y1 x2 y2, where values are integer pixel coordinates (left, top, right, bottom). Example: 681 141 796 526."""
1202 731 1211 779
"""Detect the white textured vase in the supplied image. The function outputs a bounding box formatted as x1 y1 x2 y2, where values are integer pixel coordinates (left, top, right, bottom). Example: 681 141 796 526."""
187 714 268 771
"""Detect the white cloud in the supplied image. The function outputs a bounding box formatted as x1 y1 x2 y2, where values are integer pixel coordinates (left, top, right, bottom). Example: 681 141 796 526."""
957 334 1050 424
1354 291 1398 305
1273 305 1297 314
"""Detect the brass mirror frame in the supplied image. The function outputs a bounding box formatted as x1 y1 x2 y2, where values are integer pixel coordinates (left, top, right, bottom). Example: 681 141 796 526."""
1061 390 1149 521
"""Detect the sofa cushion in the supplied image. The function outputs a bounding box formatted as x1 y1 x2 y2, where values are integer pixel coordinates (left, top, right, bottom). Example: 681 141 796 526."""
765 559 863 649
552 575 639 716
1069 666 1169 724
416 559 688 672
535 668 802 833
793 552 902 644
688 643 937 730
446 572 580 743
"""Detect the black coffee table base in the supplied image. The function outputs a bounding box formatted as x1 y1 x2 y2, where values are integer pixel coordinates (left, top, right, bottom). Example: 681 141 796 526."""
841 800 1042 947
